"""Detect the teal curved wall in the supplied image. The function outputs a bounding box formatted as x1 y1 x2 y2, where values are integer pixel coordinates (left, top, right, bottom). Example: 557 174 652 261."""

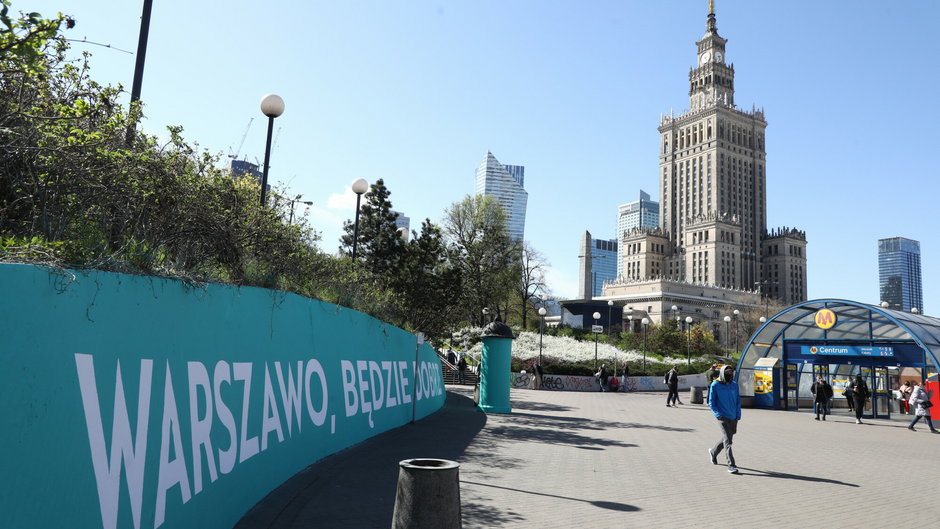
0 263 445 529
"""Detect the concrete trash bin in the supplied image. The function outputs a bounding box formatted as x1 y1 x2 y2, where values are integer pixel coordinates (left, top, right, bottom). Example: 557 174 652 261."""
690 386 704 404
392 458 461 529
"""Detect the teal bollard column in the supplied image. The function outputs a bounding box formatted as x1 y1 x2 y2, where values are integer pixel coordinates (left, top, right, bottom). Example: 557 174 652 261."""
478 320 514 414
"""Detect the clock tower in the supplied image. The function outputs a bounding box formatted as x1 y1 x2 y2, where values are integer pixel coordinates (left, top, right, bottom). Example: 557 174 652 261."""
691 0 734 111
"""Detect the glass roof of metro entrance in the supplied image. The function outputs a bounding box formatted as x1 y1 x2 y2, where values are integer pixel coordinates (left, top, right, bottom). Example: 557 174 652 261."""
738 299 940 372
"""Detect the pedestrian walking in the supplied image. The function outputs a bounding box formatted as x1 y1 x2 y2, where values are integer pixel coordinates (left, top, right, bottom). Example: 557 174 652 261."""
810 375 833 421
900 380 914 414
851 374 870 424
457 356 467 384
665 365 681 407
707 365 742 474
907 380 938 433
842 381 855 412
595 364 610 392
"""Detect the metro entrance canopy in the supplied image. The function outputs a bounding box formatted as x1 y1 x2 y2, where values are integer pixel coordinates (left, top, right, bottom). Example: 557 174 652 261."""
737 299 940 399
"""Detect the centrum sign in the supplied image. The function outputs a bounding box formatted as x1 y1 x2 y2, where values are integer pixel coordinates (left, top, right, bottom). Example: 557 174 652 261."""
802 345 895 357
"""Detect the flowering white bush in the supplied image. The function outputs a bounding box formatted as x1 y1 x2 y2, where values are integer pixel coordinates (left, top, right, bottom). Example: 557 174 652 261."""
462 330 687 366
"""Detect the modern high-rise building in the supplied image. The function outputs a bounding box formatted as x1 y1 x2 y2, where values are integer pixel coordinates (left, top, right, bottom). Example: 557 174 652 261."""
591 237 618 297
475 151 528 241
879 237 923 313
391 210 410 231
616 190 660 277
601 4 808 324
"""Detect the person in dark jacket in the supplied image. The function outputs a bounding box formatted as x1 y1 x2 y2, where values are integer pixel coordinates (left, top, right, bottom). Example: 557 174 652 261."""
707 365 742 474
810 375 834 421
595 364 610 392
851 374 870 424
842 381 855 412
665 365 681 407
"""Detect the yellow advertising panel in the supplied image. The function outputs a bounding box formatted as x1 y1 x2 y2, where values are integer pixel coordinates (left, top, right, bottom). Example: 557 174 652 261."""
754 370 773 394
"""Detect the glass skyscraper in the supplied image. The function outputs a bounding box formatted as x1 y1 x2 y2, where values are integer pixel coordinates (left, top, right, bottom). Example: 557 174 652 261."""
591 238 618 297
475 151 528 241
879 237 923 312
616 190 660 277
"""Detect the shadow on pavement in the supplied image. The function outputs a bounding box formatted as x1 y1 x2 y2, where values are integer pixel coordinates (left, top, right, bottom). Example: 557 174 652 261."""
235 389 486 529
735 467 860 487
462 481 640 513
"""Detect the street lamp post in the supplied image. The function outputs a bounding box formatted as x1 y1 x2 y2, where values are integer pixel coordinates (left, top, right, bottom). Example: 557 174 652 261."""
627 314 633 334
350 178 370 259
593 311 601 370
732 309 740 354
671 304 679 326
482 307 490 326
258 94 285 206
607 300 614 338
685 316 693 366
641 317 650 372
723 315 731 349
288 196 313 225
538 307 547 367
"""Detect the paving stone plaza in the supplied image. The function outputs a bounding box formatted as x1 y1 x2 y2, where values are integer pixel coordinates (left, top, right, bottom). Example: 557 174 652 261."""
238 385 940 528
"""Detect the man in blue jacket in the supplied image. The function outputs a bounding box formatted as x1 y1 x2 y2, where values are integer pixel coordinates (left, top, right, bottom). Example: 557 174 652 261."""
707 364 742 474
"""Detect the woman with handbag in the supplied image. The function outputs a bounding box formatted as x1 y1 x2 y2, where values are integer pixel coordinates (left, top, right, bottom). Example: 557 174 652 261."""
907 380 938 433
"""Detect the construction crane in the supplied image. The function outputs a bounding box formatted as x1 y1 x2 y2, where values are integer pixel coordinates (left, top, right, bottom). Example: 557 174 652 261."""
228 118 254 160
272 126 282 151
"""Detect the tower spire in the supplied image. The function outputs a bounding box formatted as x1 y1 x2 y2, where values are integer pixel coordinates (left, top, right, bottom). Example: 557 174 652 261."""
707 1 717 33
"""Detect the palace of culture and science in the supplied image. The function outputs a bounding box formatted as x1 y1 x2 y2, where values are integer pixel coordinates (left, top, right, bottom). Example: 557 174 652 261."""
588 3 808 327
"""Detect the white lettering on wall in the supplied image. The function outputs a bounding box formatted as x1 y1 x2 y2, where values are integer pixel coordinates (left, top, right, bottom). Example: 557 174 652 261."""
75 354 152 529
187 362 217 495
274 361 304 435
233 363 259 463
303 359 328 426
155 363 192 528
260 364 285 451
212 361 238 475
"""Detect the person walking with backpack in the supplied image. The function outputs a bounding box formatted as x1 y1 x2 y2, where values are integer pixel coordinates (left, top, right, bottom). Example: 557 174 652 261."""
851 373 870 424
907 380 938 433
665 365 681 407
707 365 742 474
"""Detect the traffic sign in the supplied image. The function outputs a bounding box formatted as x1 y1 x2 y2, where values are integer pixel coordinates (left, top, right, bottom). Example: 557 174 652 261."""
592 325 603 333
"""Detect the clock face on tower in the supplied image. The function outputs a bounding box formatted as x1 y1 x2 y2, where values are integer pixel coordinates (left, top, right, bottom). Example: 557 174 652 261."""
700 51 711 65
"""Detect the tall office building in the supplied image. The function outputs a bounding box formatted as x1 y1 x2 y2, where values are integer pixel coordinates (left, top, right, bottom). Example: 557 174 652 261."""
591 237 618 297
879 237 923 312
475 151 528 241
616 190 660 277
605 4 808 322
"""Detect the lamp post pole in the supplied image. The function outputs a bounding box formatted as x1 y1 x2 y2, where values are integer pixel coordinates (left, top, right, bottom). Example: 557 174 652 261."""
538 307 547 367
482 307 490 327
258 94 285 206
288 196 313 225
724 316 731 347
350 178 370 259
607 300 614 338
685 316 693 366
593 311 601 370
671 304 679 327
642 317 650 373
732 309 740 355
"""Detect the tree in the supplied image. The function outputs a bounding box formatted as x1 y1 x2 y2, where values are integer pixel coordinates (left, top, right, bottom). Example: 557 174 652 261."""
339 178 404 282
444 194 519 326
392 219 462 341
516 242 549 329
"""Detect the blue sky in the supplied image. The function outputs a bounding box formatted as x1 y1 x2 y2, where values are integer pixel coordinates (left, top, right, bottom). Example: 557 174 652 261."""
19 0 940 311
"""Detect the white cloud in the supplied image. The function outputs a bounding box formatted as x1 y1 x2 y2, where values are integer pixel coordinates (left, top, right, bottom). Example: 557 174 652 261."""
326 186 358 210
